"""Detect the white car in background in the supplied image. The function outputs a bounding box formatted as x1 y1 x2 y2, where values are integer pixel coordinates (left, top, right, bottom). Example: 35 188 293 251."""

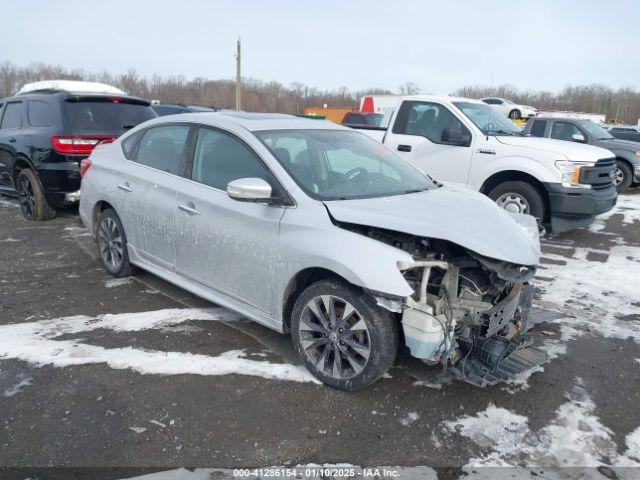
481 97 537 120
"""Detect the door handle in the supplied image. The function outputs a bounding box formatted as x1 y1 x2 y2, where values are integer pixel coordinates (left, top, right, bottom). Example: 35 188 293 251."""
178 203 200 215
8 137 16 143
117 182 133 192
397 144 412 152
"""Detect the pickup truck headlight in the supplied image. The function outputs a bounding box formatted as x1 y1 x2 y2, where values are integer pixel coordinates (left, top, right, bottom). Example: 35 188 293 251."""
555 161 595 189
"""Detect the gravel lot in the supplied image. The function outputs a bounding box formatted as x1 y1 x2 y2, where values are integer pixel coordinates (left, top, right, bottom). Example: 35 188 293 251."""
0 192 639 480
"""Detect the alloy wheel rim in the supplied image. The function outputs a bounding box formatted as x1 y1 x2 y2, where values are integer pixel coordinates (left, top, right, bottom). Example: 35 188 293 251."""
299 295 371 380
496 193 530 214
98 218 124 270
18 176 36 219
614 168 624 186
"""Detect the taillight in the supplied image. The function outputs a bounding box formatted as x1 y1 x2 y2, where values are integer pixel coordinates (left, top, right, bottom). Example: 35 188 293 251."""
80 158 92 179
50 135 117 155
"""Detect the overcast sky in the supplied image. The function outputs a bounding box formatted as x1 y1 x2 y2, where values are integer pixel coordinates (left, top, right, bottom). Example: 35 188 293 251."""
3 0 639 94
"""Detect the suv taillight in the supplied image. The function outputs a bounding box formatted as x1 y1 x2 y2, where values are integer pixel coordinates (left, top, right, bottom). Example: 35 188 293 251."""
80 159 92 179
50 135 117 155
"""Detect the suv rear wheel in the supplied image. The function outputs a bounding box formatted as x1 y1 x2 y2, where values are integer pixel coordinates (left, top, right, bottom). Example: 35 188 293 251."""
97 208 136 277
16 168 56 221
291 279 398 390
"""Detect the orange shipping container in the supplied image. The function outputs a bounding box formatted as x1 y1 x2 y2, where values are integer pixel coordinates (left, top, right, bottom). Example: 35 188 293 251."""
303 107 357 124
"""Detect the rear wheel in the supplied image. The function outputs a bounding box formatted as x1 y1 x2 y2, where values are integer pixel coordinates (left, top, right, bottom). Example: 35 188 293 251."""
16 168 56 221
509 109 522 120
97 208 136 277
291 279 398 390
614 160 633 192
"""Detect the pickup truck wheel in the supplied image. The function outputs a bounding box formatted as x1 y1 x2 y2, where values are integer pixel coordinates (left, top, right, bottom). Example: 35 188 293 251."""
489 181 545 220
614 160 633 192
16 168 56 221
509 109 521 120
291 279 398 390
97 208 136 277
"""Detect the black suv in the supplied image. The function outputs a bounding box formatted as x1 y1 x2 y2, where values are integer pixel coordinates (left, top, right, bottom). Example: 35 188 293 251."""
0 86 157 220
151 103 216 116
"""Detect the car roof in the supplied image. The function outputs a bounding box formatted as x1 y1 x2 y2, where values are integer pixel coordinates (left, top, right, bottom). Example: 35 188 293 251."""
151 111 347 132
399 94 485 105
533 117 595 123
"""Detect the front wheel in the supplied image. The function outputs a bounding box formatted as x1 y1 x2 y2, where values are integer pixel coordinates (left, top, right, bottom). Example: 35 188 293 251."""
97 208 136 277
614 160 633 192
291 279 398 390
488 180 546 222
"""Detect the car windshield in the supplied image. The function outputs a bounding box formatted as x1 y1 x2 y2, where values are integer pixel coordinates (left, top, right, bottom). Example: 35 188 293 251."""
579 120 614 140
453 101 523 136
255 129 437 201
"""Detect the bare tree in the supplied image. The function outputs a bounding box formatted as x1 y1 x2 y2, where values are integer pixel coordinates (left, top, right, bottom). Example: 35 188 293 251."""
1 62 639 123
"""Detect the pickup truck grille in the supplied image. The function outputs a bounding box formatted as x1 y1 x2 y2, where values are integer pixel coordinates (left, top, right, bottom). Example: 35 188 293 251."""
579 158 616 190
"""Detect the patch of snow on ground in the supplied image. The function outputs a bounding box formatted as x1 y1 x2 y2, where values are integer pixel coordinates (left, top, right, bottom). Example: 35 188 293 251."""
399 412 419 426
104 277 134 288
3 375 33 397
0 308 317 384
589 194 640 233
442 379 640 468
537 245 640 346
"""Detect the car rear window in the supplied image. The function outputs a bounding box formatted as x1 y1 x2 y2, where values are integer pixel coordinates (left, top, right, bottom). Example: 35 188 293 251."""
64 98 156 132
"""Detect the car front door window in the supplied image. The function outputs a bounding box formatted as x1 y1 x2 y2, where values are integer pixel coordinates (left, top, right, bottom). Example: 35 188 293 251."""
191 127 271 191
551 122 584 142
400 102 469 146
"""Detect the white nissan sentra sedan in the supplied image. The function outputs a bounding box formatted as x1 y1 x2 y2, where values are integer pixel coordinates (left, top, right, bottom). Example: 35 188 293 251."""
79 112 544 390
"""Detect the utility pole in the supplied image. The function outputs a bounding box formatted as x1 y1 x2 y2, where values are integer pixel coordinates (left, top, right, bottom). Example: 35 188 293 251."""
235 38 242 111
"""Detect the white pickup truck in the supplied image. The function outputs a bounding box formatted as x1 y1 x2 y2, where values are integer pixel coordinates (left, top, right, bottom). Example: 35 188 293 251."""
352 95 618 233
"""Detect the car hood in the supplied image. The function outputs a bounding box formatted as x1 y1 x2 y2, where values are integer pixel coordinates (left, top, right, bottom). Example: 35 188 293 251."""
323 187 540 267
496 136 614 162
596 138 640 152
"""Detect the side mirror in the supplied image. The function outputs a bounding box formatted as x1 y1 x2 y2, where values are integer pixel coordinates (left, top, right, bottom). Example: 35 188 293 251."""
442 127 471 146
571 133 586 143
227 178 272 202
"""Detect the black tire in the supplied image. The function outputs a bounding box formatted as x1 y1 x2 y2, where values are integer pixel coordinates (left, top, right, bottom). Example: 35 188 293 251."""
16 168 56 221
96 208 136 277
615 160 633 193
509 109 521 120
291 279 398 390
488 181 546 220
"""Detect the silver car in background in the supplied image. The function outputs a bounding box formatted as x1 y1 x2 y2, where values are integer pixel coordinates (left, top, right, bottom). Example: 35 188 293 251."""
80 112 543 390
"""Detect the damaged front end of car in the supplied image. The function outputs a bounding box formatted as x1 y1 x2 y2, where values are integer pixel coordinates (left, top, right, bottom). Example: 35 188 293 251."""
356 226 548 387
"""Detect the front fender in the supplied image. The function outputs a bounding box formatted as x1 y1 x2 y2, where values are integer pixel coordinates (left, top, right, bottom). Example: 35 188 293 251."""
473 154 557 188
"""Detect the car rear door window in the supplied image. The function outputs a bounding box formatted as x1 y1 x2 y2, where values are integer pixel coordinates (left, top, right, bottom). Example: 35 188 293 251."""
550 122 583 142
529 120 547 137
135 125 190 175
191 128 270 190
1 102 23 129
28 100 53 127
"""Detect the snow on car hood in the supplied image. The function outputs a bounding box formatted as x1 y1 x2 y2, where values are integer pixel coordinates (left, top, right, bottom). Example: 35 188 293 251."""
324 187 540 267
496 136 614 162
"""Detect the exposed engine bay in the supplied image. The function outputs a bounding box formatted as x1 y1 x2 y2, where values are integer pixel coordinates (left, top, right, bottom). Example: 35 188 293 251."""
341 223 548 387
